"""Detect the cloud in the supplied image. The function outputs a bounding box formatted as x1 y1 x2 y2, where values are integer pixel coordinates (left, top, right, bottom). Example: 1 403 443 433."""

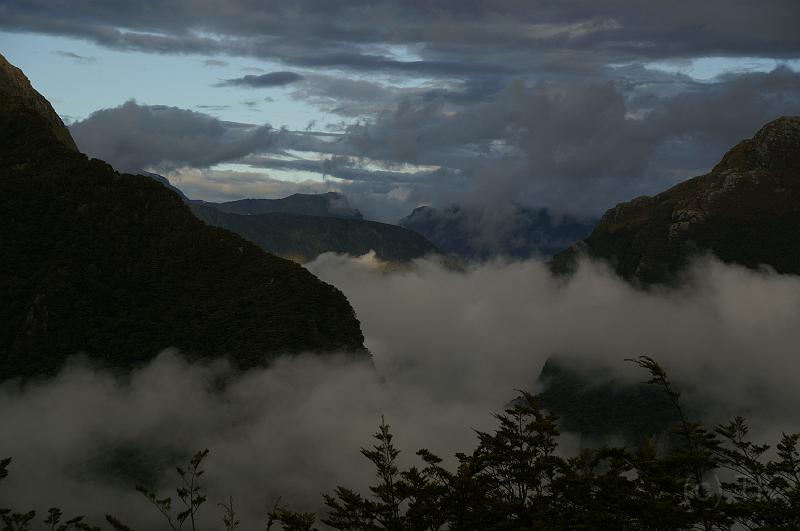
1 255 799 527
16 1 797 224
335 67 800 216
289 74 424 116
4 1 799 75
67 66 800 226
309 254 800 418
195 104 230 111
162 167 333 202
202 58 229 67
51 50 96 64
216 71 304 88
285 53 514 77
69 100 278 172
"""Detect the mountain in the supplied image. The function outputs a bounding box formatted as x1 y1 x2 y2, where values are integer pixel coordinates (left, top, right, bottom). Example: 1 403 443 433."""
191 203 439 263
400 204 595 260
138 174 439 263
552 117 800 285
0 54 366 379
209 192 363 219
0 54 78 151
140 170 191 202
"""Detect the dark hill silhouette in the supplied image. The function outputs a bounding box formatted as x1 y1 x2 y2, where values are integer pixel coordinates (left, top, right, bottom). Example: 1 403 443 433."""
209 192 363 219
0 54 366 379
191 203 439 263
137 174 440 263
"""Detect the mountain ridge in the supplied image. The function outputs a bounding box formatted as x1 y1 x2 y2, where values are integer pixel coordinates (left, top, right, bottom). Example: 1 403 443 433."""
0 53 77 151
209 192 363 219
0 54 366 379
552 116 800 285
400 204 595 260
136 174 439 263
191 203 439 263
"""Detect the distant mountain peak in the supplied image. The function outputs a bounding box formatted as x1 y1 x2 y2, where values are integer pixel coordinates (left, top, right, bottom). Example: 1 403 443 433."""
213 192 363 220
400 203 595 260
753 115 800 147
0 53 77 151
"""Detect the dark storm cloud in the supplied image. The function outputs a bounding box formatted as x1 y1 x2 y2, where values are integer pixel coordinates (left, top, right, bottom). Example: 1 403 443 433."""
2 1 799 74
289 74 422 116
17 0 797 222
334 67 800 216
66 67 800 222
216 71 304 88
231 67 799 222
69 101 278 173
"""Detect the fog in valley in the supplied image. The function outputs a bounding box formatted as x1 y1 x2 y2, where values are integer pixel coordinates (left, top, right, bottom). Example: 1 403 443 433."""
1 254 799 528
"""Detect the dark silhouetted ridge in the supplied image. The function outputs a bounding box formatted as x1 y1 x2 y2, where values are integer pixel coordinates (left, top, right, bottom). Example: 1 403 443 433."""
191 202 439 263
211 192 363 219
0 54 366 379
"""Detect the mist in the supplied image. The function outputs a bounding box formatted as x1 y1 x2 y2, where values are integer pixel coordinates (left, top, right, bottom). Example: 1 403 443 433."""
1 255 799 528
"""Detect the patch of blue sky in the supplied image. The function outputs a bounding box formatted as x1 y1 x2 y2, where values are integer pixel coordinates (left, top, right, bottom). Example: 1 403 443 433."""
643 56 800 81
0 31 319 129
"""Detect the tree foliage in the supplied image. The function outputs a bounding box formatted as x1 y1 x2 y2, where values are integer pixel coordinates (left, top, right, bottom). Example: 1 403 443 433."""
321 357 799 530
1 357 798 530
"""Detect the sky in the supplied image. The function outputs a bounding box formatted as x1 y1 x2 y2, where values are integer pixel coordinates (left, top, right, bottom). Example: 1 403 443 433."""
2 1 800 222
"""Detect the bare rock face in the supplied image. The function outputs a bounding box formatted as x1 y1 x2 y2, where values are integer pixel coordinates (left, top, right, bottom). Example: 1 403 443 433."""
552 117 800 285
0 54 77 151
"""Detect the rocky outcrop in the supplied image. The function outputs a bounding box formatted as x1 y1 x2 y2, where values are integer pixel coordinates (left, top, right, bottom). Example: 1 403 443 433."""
552 117 800 285
0 54 77 151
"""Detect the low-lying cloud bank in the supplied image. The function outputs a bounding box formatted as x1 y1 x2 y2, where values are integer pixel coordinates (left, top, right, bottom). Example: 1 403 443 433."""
1 255 799 528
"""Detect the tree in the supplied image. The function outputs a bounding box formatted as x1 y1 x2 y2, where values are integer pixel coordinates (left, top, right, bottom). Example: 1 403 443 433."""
627 356 730 530
323 416 404 530
1 357 798 530
136 449 209 531
471 390 562 527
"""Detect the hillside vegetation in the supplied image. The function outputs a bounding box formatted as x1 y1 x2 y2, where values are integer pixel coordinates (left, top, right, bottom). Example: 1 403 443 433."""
552 117 800 285
0 54 366 379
